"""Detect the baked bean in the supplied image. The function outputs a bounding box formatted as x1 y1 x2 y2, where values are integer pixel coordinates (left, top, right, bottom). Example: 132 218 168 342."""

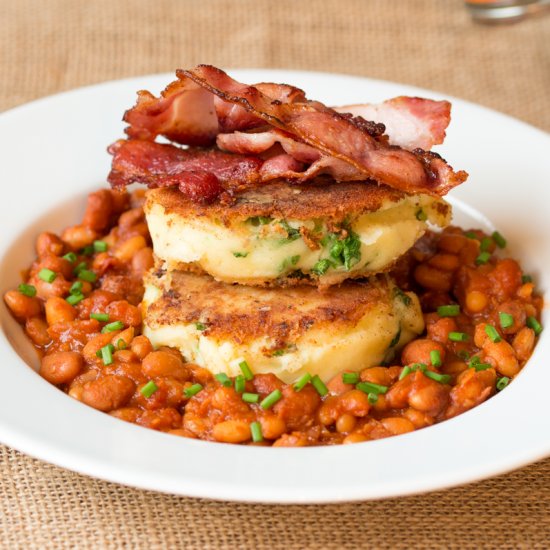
106 300 142 327
114 235 147 262
111 326 135 349
212 420 251 443
517 282 534 300
343 433 368 444
273 432 309 447
131 247 154 276
512 327 535 362
274 385 321 430
31 274 72 300
327 372 354 395
61 224 97 250
403 408 434 429
336 413 356 433
131 335 154 360
81 375 135 411
338 389 371 417
82 189 113 231
414 264 453 291
25 316 52 346
137 408 182 430
465 290 488 313
36 232 64 257
109 407 141 423
426 315 457 344
401 339 446 367
437 232 467 254
37 254 73 280
4 290 41 320
489 259 522 300
408 372 449 416
380 417 415 435
40 351 83 385
360 366 392 386
45 296 76 326
114 349 138 363
82 332 120 365
118 207 144 229
428 253 459 272
474 323 520 377
142 351 189 380
445 368 496 419
259 414 286 440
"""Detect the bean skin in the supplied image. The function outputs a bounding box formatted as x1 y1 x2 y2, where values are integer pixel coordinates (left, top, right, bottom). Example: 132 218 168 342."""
81 375 135 411
40 351 83 385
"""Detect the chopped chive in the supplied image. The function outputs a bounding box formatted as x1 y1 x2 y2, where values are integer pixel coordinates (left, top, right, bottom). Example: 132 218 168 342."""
66 293 84 305
399 366 412 380
496 377 510 391
424 370 452 384
484 324 502 343
232 251 249 258
70 280 83 295
93 240 108 252
415 208 428 222
499 312 514 329
242 392 259 404
194 322 207 331
311 258 333 276
116 338 127 350
389 326 401 348
77 269 97 283
18 283 36 297
234 375 246 394
38 268 56 283
101 320 124 333
437 304 460 317
260 389 282 409
526 316 543 336
457 349 471 361
473 362 492 371
356 381 388 395
367 393 379 405
479 237 493 253
81 245 94 256
73 261 87 275
62 252 77 263
465 231 478 239
215 373 232 387
100 344 113 366
311 375 329 396
140 380 158 398
293 373 312 392
411 362 428 372
184 383 203 398
250 421 263 443
430 350 442 367
239 360 254 381
492 231 507 249
448 331 469 342
90 312 109 322
342 372 360 385
475 251 491 265
521 274 532 284
95 343 115 358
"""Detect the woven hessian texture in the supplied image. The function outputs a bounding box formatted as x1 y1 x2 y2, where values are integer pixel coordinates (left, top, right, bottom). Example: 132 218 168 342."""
1 1 549 548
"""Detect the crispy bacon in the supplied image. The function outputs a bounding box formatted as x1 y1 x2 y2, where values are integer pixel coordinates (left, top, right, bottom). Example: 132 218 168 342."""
334 97 451 151
181 65 466 195
115 65 467 200
107 140 262 202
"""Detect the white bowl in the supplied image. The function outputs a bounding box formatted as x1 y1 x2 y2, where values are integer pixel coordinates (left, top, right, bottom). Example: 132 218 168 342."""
0 70 548 503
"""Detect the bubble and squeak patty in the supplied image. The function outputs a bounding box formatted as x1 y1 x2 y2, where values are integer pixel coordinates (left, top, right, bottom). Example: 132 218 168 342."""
145 179 451 287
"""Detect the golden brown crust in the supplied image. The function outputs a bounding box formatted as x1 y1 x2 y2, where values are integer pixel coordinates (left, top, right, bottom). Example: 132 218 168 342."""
144 268 394 347
145 177 409 224
164 257 401 289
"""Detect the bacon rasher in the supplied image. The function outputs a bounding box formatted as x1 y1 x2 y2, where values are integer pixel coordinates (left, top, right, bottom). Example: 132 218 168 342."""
113 65 467 201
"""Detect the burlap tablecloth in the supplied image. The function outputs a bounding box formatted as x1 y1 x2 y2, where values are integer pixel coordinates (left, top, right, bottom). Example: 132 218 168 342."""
0 1 549 548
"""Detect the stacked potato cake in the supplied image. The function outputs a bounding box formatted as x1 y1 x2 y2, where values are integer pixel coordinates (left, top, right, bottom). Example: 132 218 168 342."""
141 179 451 382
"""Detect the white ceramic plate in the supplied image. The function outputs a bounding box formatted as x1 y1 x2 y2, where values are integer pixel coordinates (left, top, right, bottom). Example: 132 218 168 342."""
0 70 548 504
